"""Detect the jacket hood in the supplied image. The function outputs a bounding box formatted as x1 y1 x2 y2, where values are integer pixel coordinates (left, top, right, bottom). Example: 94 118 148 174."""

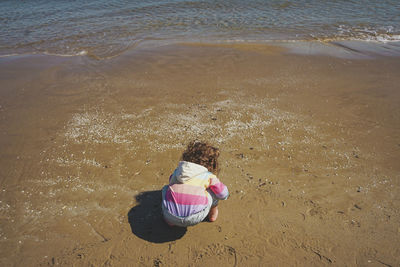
174 161 208 182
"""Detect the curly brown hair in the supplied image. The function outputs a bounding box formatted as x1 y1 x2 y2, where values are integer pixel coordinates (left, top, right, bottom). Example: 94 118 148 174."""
181 141 220 174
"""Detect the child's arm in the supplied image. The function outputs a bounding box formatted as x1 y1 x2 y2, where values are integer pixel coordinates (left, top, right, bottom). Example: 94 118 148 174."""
208 175 229 200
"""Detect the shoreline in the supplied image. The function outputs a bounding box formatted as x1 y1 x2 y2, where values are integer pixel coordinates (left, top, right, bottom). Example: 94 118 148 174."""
1 41 399 266
1 39 400 61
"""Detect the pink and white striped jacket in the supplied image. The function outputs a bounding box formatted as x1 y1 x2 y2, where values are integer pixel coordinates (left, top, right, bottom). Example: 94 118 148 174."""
163 161 229 217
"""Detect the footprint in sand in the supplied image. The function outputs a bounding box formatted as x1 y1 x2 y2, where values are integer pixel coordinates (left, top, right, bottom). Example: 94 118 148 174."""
194 243 238 266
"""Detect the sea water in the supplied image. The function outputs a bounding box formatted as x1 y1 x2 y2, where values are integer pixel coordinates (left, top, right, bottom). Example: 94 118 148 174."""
1 0 399 58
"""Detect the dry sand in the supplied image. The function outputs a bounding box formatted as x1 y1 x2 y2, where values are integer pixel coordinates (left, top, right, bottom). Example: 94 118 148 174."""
0 43 399 266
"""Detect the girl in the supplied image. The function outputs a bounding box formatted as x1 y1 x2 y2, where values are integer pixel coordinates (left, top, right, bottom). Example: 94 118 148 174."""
161 141 229 227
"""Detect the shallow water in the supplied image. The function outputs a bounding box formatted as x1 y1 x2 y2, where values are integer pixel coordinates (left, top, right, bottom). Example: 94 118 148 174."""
1 0 400 58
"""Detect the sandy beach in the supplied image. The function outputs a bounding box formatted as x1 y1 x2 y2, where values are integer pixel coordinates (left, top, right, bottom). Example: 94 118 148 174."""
0 42 399 266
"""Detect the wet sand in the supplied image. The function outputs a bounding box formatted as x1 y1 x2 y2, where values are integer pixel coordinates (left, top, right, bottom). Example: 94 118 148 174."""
0 43 399 266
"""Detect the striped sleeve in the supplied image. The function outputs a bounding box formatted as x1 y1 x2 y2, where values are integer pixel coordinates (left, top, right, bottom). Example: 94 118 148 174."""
208 174 229 200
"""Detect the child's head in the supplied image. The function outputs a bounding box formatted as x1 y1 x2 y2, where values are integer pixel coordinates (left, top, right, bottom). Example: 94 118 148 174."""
181 141 220 174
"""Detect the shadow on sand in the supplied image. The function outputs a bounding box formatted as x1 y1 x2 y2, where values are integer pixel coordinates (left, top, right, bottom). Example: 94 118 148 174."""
127 190 187 243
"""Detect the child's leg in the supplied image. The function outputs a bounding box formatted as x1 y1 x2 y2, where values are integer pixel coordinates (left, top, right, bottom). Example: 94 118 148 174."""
208 205 218 222
206 189 220 222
